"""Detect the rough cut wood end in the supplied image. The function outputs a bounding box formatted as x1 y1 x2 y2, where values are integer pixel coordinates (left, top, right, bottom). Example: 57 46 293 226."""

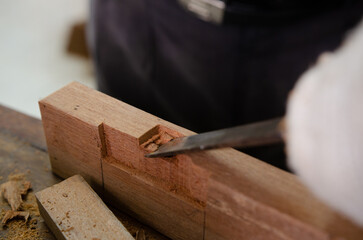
35 175 134 240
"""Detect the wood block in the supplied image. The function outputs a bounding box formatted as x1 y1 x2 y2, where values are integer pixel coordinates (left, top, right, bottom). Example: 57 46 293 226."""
35 175 134 240
39 98 103 189
102 160 205 240
39 82 363 240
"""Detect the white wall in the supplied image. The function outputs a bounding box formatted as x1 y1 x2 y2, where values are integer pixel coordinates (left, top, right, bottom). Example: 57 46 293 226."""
0 0 96 118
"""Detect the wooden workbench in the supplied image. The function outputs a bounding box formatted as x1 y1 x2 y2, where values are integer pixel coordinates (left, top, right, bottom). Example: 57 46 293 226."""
0 104 168 240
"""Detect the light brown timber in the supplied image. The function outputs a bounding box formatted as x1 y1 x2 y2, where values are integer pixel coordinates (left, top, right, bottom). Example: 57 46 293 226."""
39 82 363 240
35 175 134 240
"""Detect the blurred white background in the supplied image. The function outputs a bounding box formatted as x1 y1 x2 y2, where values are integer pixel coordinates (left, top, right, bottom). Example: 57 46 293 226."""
0 0 96 118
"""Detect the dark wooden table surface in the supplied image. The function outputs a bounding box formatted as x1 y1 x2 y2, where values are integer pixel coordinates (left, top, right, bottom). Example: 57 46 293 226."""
0 105 167 240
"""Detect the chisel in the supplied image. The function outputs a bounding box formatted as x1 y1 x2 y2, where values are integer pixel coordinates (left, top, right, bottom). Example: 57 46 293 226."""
145 117 284 158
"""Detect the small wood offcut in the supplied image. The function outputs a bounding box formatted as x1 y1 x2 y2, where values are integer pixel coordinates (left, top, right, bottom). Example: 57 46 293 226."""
38 82 363 240
36 175 133 240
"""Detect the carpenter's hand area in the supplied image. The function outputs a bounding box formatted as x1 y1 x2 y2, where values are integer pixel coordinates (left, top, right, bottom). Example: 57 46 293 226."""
286 20 363 226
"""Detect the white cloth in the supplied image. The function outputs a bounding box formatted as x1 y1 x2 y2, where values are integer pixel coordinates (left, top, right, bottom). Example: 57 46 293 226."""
286 19 363 226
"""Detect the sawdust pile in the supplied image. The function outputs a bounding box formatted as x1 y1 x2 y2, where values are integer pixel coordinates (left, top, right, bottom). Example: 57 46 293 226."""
0 220 40 240
0 172 43 240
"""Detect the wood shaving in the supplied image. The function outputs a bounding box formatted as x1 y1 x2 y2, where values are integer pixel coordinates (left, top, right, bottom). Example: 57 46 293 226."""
142 131 175 152
1 211 29 224
0 177 31 224
1 180 31 211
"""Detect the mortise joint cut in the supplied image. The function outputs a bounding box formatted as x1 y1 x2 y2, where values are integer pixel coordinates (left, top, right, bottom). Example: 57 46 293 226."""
103 123 209 207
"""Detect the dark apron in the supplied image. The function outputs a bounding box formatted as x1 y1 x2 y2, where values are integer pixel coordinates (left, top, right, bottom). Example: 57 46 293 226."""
90 0 363 169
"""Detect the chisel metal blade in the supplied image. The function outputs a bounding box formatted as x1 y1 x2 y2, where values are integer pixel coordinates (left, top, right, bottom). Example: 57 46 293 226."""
145 117 283 158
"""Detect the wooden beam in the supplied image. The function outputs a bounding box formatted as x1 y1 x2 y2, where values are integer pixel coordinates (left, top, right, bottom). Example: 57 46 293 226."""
39 82 363 240
35 175 134 240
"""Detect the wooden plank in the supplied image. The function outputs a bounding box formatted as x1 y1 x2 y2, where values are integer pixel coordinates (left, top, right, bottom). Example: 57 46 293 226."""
36 175 134 240
39 82 363 240
0 104 46 151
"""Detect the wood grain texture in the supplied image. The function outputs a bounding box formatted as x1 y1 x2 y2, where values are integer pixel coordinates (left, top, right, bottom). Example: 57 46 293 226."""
0 104 46 151
0 106 168 240
39 82 363 240
0 129 59 240
35 175 134 240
